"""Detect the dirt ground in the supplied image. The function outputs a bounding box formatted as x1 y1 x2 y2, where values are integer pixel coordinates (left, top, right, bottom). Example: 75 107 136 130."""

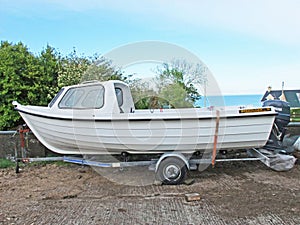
0 158 299 225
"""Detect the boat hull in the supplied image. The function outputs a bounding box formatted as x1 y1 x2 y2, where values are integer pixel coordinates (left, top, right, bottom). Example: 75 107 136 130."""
17 109 276 155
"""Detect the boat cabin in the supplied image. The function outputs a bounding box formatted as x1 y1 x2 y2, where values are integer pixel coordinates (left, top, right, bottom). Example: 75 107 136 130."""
49 80 135 114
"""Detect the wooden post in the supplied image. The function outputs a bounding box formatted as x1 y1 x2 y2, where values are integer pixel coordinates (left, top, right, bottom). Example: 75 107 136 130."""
212 110 220 167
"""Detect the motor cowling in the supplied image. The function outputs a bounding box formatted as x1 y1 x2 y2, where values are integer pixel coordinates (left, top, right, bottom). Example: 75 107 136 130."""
263 100 290 131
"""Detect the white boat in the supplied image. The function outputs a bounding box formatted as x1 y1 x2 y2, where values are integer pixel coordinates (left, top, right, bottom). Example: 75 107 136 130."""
13 80 277 155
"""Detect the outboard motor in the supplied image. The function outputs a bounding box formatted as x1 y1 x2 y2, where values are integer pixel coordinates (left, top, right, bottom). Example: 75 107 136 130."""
263 100 290 152
263 100 290 132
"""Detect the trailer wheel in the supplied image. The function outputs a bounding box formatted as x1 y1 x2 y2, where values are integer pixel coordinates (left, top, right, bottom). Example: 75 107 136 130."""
156 157 187 185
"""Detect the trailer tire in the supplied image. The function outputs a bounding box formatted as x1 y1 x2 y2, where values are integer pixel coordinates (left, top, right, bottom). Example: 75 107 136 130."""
156 157 187 185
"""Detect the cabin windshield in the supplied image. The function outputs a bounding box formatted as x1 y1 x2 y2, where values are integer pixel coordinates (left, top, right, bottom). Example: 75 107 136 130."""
48 88 65 108
58 84 104 109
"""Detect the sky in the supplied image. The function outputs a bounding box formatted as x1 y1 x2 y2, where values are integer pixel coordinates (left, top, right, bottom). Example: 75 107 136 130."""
0 0 300 95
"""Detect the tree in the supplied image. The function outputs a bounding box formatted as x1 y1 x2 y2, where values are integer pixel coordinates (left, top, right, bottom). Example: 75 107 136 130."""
57 49 91 87
38 45 60 103
0 41 50 129
82 57 128 82
127 78 156 109
159 83 194 108
0 42 62 130
57 51 129 87
155 59 207 108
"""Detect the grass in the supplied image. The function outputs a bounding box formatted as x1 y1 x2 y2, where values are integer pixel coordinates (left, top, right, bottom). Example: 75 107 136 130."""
0 158 71 169
0 158 15 169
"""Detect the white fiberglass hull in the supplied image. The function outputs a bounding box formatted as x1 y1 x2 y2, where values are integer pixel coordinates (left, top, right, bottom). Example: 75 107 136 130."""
15 106 276 155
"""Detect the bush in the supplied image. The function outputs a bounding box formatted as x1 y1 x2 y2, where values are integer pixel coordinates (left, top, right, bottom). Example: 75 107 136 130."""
0 158 15 169
0 41 59 130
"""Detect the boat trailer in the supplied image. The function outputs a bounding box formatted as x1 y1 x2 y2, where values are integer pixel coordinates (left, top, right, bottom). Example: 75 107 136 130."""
14 148 296 185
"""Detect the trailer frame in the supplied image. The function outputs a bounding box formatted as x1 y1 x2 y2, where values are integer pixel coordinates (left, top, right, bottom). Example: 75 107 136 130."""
14 147 295 184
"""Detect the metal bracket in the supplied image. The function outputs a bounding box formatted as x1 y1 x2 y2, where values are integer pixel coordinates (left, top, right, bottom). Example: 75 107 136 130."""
247 148 270 167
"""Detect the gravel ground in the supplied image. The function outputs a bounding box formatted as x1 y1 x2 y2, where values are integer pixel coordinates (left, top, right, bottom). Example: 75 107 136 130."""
0 158 299 225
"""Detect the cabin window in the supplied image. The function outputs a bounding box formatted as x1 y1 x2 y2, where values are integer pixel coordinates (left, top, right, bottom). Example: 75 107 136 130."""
59 85 104 109
115 87 123 106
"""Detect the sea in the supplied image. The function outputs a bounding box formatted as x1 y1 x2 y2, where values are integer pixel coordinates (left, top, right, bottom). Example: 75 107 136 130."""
195 94 263 108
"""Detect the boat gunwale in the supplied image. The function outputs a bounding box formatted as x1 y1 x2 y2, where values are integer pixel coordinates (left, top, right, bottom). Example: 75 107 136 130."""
15 107 278 122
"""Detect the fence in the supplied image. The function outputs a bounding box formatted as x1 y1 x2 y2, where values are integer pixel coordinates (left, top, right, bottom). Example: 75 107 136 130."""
0 130 49 159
